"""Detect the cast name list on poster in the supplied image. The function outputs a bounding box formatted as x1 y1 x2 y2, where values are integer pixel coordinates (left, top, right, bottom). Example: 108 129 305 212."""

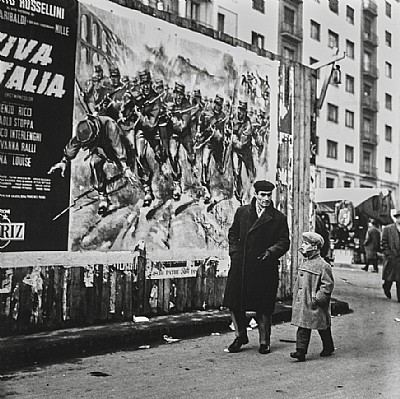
0 102 39 167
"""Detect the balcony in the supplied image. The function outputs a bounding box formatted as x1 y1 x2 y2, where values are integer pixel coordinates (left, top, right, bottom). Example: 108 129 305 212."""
280 22 303 42
360 164 377 178
363 31 378 47
362 64 379 79
361 132 378 145
363 0 377 15
362 96 378 112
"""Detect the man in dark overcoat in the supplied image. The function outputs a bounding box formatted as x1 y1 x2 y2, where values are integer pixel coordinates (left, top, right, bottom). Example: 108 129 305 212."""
362 219 381 273
223 180 290 354
381 210 400 301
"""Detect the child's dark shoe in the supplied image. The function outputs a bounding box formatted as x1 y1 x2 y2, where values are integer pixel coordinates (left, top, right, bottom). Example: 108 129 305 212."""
320 349 335 357
290 350 306 362
258 344 271 354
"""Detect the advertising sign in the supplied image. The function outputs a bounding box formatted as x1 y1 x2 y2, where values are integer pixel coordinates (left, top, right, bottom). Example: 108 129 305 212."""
0 0 78 251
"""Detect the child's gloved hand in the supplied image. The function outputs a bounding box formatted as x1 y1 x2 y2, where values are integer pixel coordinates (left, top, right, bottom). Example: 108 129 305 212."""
311 298 318 310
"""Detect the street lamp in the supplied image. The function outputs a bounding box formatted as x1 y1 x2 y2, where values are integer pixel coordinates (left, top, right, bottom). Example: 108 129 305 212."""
311 50 345 113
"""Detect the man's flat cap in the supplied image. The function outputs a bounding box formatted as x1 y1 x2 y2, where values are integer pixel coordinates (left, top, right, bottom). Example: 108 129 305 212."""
254 180 275 192
302 232 324 248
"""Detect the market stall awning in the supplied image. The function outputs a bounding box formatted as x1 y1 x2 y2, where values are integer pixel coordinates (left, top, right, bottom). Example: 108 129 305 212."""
314 188 395 225
314 188 385 207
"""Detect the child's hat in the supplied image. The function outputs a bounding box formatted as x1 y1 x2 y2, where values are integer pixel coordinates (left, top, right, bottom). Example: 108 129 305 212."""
302 232 324 248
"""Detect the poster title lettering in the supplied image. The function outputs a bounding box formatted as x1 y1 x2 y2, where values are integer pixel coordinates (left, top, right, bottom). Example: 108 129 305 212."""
0 31 66 98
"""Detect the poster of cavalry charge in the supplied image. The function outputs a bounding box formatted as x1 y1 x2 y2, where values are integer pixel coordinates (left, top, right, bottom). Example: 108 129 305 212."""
63 0 282 261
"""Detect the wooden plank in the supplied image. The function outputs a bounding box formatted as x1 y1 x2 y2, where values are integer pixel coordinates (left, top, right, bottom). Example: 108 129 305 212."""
114 270 124 319
175 278 186 312
67 267 79 323
163 279 171 313
123 270 133 320
136 253 147 315
52 266 64 327
93 265 103 322
101 265 111 321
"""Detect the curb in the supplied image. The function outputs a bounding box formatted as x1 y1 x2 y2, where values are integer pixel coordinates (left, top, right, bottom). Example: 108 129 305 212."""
0 300 350 373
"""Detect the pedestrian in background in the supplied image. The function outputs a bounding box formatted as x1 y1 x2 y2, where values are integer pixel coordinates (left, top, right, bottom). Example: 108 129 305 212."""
223 180 290 354
290 232 335 362
315 211 331 263
381 210 400 301
362 219 381 273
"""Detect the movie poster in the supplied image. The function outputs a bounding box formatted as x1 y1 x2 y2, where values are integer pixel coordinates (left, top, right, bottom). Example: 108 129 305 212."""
54 0 281 260
0 0 78 251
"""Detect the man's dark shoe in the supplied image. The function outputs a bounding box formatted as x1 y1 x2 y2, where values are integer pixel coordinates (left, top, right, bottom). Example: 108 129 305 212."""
290 350 306 362
227 336 249 353
383 284 391 299
259 344 271 354
361 266 368 271
371 270 378 273
320 349 335 357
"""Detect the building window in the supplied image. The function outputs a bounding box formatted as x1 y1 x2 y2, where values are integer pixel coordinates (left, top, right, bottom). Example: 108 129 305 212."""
284 6 295 27
189 2 199 20
385 62 392 78
363 82 372 99
310 57 320 79
326 177 335 188
310 20 321 41
217 13 225 33
385 31 392 47
363 50 372 71
283 47 295 60
345 75 354 93
362 150 372 172
385 125 392 142
345 110 354 128
385 157 392 173
328 30 339 49
329 0 338 14
363 117 372 138
346 6 354 24
327 103 338 123
327 140 338 159
252 32 264 50
252 0 265 14
344 180 352 188
385 93 392 110
364 17 372 38
345 145 354 163
315 136 319 155
346 40 354 59
386 1 392 17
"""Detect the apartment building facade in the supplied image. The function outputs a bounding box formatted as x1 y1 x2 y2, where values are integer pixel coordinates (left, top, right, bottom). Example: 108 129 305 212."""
302 0 399 203
135 0 399 202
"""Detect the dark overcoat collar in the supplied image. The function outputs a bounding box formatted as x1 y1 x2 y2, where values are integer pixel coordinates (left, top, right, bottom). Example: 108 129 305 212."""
389 223 400 252
247 197 274 234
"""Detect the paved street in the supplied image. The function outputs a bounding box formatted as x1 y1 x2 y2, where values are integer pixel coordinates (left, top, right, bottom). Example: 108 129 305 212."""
1 266 400 399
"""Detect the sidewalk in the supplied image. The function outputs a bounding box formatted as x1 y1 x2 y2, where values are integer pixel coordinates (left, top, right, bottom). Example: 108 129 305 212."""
0 299 350 373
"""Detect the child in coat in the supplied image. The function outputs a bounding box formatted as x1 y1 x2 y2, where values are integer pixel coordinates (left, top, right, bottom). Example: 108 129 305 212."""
290 231 335 362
